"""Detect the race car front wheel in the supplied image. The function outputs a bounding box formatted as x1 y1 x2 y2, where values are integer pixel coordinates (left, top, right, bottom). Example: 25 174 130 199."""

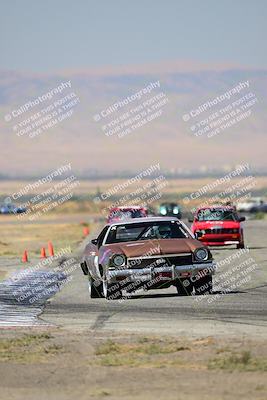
194 275 213 295
175 278 194 296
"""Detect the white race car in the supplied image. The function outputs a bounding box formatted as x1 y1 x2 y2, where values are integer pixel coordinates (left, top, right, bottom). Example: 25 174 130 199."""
236 197 264 213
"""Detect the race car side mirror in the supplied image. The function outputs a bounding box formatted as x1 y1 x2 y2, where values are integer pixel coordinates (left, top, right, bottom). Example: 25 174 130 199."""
91 238 98 245
239 216 246 222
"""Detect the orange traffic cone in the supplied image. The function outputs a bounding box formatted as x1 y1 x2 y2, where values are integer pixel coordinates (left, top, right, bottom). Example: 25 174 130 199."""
22 250 28 263
40 247 47 258
48 241 54 257
83 227 90 237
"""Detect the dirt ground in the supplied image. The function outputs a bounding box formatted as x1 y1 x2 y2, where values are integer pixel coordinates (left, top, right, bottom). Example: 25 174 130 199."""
0 328 266 400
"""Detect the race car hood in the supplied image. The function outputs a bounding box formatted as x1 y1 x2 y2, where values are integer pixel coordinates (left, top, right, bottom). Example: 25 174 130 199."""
101 238 204 258
192 220 240 230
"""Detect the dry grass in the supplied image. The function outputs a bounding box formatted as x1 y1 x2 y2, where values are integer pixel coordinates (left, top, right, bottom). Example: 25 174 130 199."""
0 270 7 281
94 337 267 372
0 220 93 257
95 338 192 368
0 333 62 363
209 350 267 372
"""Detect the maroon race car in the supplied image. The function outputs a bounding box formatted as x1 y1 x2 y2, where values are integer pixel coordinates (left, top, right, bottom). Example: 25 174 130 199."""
80 217 216 300
107 206 148 223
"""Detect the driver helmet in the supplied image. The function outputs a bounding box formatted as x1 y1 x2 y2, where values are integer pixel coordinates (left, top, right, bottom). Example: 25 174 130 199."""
158 225 172 239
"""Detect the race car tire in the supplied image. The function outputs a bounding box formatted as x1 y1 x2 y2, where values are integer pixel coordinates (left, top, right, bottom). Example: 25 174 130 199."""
81 261 89 275
88 275 104 298
175 278 194 296
194 275 213 295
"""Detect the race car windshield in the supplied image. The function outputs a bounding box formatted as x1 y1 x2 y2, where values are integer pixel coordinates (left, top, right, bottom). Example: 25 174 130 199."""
105 221 190 244
131 210 146 218
197 209 237 221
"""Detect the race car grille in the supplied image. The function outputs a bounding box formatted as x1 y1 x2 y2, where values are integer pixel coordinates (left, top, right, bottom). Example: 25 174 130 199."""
127 254 193 269
204 228 239 234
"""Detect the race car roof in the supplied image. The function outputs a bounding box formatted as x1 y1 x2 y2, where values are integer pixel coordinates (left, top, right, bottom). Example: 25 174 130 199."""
107 216 179 226
196 205 236 211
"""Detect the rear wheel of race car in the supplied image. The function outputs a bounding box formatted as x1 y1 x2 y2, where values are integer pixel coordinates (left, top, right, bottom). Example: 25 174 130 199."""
175 278 194 296
194 275 213 295
103 277 122 300
88 275 104 298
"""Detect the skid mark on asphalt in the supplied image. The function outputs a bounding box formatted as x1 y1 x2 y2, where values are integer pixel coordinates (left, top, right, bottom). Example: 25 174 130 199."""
0 270 66 327
91 313 113 330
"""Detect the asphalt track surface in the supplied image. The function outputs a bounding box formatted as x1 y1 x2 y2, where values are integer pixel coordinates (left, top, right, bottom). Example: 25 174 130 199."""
42 219 267 338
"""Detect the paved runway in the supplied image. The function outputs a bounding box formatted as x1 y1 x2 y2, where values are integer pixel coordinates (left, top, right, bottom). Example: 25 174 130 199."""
42 219 267 338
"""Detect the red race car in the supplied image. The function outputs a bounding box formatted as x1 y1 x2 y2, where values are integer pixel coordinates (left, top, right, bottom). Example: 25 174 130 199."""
189 206 245 248
107 206 148 224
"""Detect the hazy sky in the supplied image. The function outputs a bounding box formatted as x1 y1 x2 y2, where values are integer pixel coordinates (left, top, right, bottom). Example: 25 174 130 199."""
0 0 266 72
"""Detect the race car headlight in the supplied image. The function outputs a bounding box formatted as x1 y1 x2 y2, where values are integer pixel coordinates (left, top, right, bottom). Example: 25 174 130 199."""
112 254 126 267
194 248 209 261
160 208 167 215
232 228 239 233
173 207 179 214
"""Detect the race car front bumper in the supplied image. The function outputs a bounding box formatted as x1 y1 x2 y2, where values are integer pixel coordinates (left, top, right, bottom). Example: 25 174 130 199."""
107 262 216 283
197 234 242 246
